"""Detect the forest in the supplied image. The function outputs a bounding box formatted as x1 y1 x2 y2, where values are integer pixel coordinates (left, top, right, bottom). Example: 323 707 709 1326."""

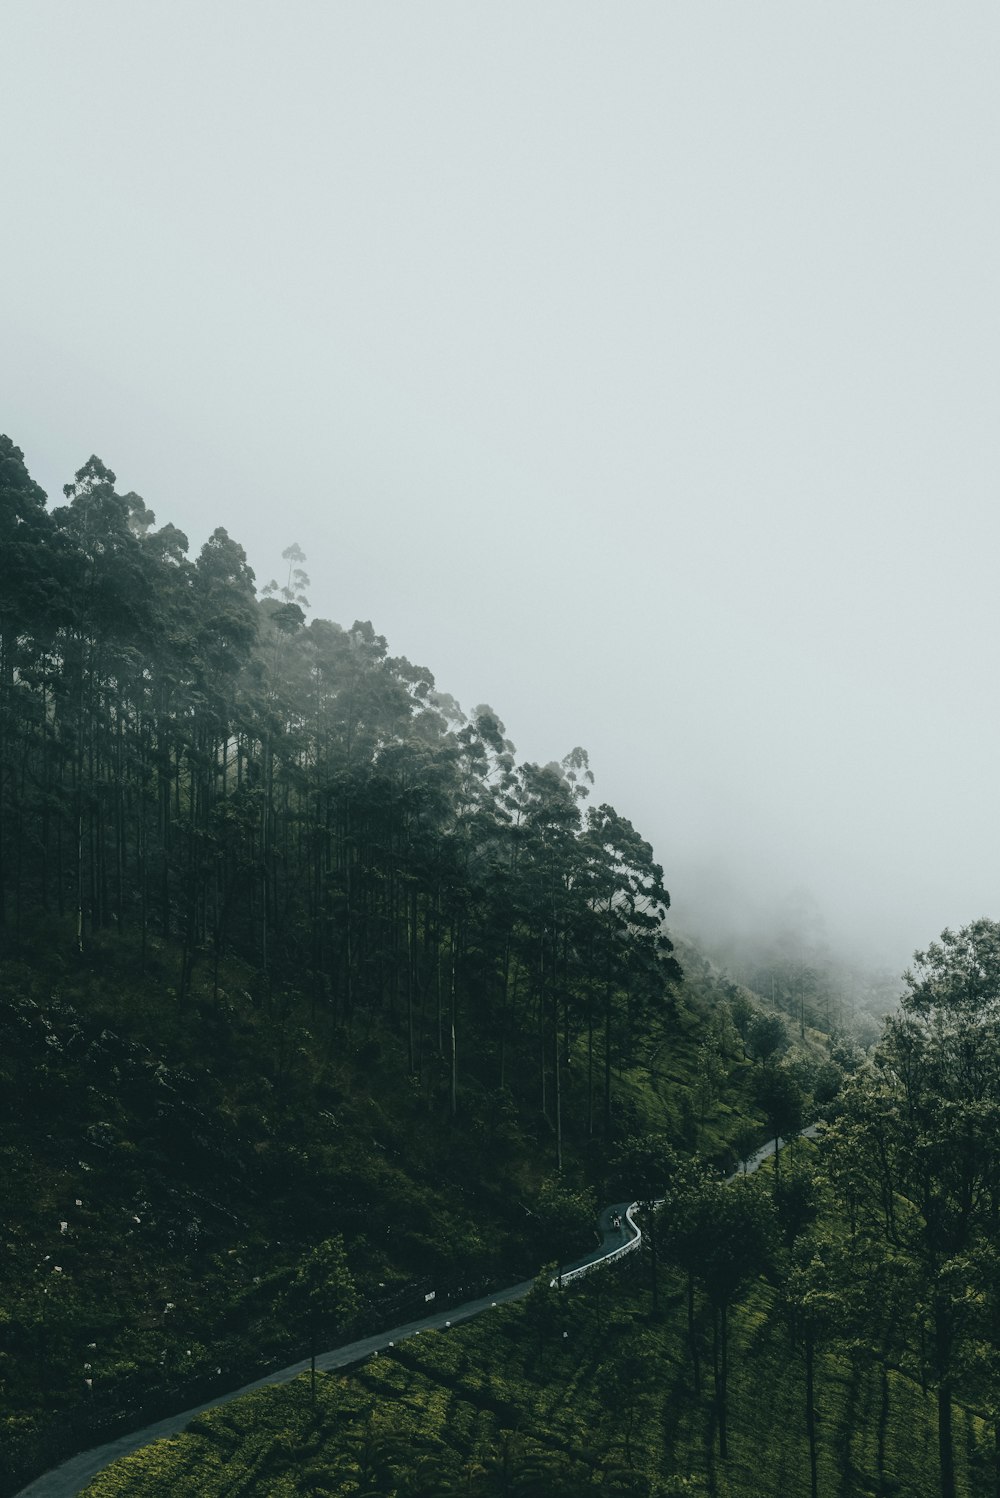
0 436 678 1144
3 434 1000 1498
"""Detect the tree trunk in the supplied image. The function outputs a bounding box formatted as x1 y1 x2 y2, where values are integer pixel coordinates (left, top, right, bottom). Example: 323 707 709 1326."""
721 1301 729 1460
554 1010 562 1173
406 887 415 1074
449 926 458 1119
603 982 613 1137
586 986 594 1136
498 933 511 1091
687 1272 700 1396
712 1303 728 1460
937 1380 955 1498
805 1329 818 1498
935 1305 955 1498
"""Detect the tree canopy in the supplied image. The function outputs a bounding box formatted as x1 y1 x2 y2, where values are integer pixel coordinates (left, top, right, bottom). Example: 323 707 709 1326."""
0 436 682 1150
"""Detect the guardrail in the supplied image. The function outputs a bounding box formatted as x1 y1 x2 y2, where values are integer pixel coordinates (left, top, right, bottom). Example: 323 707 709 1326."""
552 1201 645 1286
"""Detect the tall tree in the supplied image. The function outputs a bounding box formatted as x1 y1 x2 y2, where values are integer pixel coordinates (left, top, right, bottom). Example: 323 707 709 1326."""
683 1174 776 1459
580 802 676 1136
752 1062 804 1189
828 920 1000 1498
0 437 52 942
285 1234 359 1402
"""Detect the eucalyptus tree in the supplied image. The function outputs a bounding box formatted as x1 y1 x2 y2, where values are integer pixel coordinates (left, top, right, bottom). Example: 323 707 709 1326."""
752 1062 804 1189
0 436 51 941
0 444 205 950
611 1133 680 1312
662 1167 775 1449
51 458 157 946
826 919 1000 1498
0 436 691 1176
692 1175 776 1460
435 708 525 1110
580 802 675 1136
659 1158 713 1395
133 517 195 953
285 1234 358 1402
172 528 257 996
746 1009 788 1066
782 1234 849 1498
726 989 755 1058
510 756 587 1158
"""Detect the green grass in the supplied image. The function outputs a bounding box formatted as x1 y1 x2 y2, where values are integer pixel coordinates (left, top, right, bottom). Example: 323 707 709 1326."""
80 1252 993 1497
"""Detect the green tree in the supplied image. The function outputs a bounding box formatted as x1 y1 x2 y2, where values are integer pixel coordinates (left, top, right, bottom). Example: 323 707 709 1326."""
747 1010 788 1066
286 1235 359 1401
0 436 52 943
782 1234 849 1498
610 1134 681 1312
692 1175 776 1459
832 919 1000 1498
726 989 755 1059
752 1062 804 1188
579 802 676 1137
534 1177 596 1267
729 1121 760 1175
659 1158 714 1396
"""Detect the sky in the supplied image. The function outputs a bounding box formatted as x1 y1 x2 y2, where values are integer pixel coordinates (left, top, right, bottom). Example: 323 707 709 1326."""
3 2 1000 974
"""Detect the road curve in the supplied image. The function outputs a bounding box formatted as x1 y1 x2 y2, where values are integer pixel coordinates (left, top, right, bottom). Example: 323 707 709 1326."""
12 1209 642 1497
14 1129 815 1497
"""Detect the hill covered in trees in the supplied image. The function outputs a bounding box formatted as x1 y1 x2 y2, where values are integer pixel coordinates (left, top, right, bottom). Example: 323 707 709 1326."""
0 436 677 1137
75 925 1000 1498
5 435 1000 1498
0 434 746 1491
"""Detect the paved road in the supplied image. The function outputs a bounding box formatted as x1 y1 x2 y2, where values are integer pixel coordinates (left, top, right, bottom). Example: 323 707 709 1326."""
13 1204 641 1497
15 1129 815 1496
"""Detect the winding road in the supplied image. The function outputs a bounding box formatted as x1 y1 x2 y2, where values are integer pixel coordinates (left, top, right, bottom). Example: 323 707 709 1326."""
14 1130 811 1497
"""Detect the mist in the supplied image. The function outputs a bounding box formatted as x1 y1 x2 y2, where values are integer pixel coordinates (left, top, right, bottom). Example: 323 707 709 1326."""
4 2 999 980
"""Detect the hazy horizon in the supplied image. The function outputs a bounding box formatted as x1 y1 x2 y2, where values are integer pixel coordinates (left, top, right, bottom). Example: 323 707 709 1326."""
5 3 1000 977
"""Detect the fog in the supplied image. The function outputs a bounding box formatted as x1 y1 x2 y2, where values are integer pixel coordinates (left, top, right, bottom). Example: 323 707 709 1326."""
4 3 999 977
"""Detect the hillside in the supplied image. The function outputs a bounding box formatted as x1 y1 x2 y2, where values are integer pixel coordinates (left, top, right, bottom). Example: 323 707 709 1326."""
77 1222 994 1498
2 432 835 1491
1 914 821 1496
11 434 998 1498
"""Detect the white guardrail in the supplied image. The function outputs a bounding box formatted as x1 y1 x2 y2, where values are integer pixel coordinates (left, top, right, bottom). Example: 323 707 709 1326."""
550 1126 821 1289
551 1201 647 1287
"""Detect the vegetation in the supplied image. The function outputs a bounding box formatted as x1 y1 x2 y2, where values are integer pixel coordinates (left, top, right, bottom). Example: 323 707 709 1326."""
78 1165 995 1497
821 921 1000 1498
6 432 1000 1496
2 893 802 1495
0 437 678 1160
0 434 794 1494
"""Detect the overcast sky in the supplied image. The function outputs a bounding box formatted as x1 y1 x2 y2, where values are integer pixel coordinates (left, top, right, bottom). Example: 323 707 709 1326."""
3 3 999 973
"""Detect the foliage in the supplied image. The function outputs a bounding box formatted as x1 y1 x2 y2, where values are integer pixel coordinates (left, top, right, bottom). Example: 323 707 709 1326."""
79 1235 993 1498
9 431 1000 1497
0 433 766 1494
823 918 1000 1498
